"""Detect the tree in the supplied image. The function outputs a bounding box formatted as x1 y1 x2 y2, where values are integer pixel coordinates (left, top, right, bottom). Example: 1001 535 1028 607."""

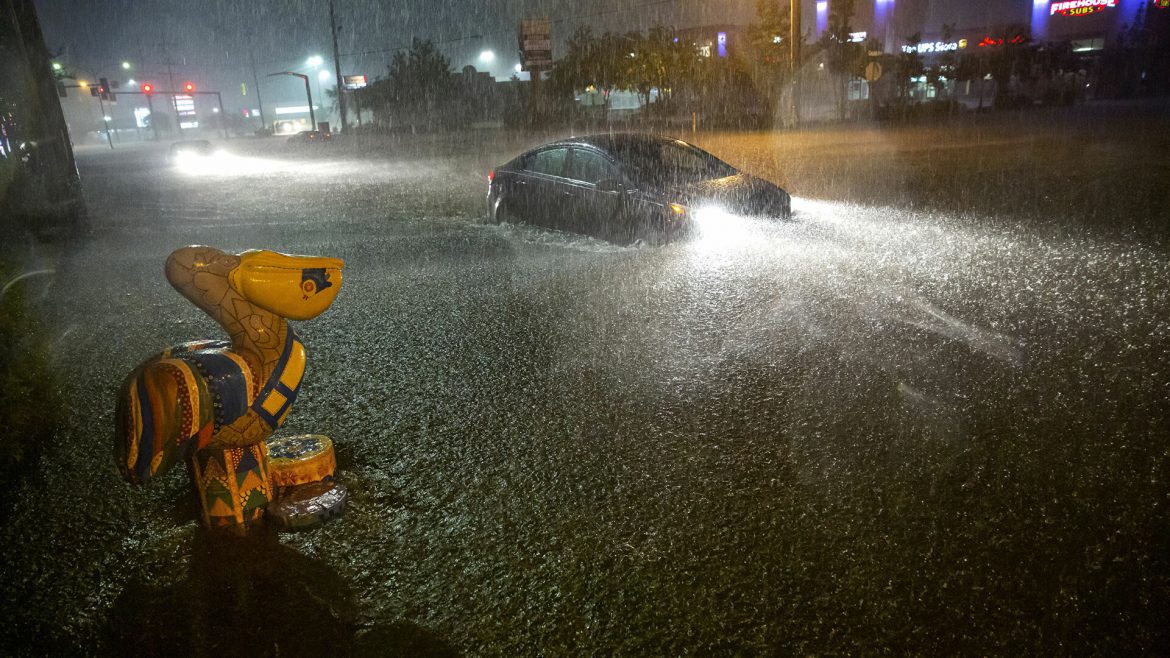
550 27 632 122
747 0 793 109
364 38 455 132
625 27 692 114
817 0 865 120
985 26 1033 109
895 32 925 113
929 24 958 101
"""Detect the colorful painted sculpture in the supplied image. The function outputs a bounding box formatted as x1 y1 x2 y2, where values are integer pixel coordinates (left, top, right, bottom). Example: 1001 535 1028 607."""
114 246 344 527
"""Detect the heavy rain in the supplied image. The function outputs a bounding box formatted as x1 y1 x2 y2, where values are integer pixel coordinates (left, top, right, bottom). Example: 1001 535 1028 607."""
2 0 1169 655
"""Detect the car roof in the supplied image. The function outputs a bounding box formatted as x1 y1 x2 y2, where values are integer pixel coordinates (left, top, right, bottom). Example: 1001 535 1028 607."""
540 133 684 154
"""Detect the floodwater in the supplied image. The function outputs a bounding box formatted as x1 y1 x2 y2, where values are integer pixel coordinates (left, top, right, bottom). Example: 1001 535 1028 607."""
2 131 1168 655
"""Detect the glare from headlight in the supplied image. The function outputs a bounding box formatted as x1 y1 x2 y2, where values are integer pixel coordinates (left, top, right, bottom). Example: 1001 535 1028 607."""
174 150 217 173
692 206 753 249
173 151 345 178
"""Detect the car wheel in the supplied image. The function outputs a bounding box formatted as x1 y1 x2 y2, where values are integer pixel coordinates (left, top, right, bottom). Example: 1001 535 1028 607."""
633 215 668 247
492 198 520 225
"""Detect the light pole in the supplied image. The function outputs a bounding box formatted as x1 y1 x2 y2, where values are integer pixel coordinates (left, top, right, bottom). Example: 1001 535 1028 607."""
249 45 268 132
329 0 347 131
306 55 324 113
268 71 316 131
75 67 115 149
790 0 802 126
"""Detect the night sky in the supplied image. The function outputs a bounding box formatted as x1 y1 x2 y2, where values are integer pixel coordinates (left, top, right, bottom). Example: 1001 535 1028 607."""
33 0 1026 110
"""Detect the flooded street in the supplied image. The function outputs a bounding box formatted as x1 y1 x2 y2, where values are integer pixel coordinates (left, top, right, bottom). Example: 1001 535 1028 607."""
2 125 1168 655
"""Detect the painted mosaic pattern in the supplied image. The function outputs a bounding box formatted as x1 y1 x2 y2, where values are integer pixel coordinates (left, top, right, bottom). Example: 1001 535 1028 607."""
269 434 336 488
114 247 339 488
191 443 272 528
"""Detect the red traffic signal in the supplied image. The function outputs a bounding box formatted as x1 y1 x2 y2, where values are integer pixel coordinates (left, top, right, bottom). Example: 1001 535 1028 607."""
182 81 196 93
141 82 154 94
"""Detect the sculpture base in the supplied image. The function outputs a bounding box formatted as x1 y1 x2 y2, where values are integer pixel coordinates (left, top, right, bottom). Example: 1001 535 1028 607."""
190 443 273 529
268 433 337 490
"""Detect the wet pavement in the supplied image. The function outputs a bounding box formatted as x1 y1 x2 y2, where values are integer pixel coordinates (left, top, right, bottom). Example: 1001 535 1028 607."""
1 129 1168 655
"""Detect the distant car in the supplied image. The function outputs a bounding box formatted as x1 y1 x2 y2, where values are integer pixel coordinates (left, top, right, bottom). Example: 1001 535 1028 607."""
487 134 791 245
287 130 332 144
168 140 214 161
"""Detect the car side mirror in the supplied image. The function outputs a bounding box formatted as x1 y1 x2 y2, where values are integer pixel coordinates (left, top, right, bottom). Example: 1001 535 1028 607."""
596 179 625 193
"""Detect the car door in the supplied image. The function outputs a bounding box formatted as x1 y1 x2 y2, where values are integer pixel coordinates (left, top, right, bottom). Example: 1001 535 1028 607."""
564 147 627 241
521 147 570 229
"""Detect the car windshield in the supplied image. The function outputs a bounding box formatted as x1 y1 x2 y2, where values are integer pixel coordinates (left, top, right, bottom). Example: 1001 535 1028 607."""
2 1 1168 655
616 140 737 185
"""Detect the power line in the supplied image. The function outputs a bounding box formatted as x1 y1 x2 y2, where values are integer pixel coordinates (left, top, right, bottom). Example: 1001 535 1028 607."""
342 33 485 57
344 0 694 59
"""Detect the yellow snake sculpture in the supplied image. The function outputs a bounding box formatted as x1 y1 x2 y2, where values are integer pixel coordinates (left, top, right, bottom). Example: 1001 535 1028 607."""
114 246 343 502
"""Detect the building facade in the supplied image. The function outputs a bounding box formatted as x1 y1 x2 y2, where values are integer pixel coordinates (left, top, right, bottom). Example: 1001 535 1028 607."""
818 0 1157 55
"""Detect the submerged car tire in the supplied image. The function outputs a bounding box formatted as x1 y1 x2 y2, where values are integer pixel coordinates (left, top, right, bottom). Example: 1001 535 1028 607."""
633 214 670 247
492 198 521 225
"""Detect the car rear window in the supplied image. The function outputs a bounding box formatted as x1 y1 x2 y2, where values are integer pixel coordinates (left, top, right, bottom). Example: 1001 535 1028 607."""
526 148 567 176
566 149 615 184
617 140 737 185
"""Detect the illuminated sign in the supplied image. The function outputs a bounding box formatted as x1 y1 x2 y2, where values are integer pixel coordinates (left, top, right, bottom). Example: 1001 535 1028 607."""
1155 0 1169 8
977 34 1027 47
274 105 318 115
717 32 727 58
901 40 967 54
342 74 368 90
1049 0 1117 16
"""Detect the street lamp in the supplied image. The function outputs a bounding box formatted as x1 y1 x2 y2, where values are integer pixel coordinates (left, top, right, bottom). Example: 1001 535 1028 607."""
306 55 324 68
268 71 316 131
121 61 131 70
479 50 496 64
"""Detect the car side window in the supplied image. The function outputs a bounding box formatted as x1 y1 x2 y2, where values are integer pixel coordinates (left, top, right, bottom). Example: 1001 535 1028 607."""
566 149 617 184
527 148 568 177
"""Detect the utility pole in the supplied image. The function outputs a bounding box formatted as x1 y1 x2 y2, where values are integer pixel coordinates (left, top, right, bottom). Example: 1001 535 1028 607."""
97 92 113 149
146 92 159 141
790 0 802 127
329 0 347 131
215 92 228 139
249 45 268 132
161 43 181 134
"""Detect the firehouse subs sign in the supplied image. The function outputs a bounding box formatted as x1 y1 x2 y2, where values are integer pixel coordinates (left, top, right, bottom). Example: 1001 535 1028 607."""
1049 0 1117 16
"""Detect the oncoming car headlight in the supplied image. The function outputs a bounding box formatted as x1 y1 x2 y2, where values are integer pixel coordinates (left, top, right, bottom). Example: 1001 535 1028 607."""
691 206 753 249
174 150 231 174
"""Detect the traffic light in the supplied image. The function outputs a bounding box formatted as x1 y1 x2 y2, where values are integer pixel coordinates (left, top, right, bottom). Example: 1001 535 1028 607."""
182 81 196 93
141 82 154 95
99 77 111 101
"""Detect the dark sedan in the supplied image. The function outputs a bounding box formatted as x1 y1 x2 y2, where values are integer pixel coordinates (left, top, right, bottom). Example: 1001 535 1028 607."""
288 130 332 144
487 134 791 245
